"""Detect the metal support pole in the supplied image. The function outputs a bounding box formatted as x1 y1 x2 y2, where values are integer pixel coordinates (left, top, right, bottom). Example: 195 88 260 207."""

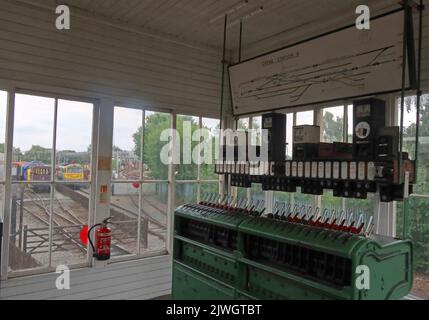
1 90 15 280
398 6 409 185
219 14 228 131
414 0 424 175
238 19 243 63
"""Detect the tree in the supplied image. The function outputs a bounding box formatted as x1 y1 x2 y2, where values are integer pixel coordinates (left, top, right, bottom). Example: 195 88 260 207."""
23 145 51 164
396 95 429 274
322 111 343 143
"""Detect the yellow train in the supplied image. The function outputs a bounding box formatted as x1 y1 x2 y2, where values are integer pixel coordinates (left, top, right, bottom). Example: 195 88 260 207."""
57 163 84 181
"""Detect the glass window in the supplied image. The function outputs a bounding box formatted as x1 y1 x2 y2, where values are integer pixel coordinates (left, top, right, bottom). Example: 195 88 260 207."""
176 182 198 207
175 114 220 205
56 100 93 181
176 115 199 181
111 107 172 258
321 190 343 212
237 118 249 130
144 111 171 181
397 197 429 299
8 184 52 271
296 110 314 125
110 182 138 258
142 182 168 252
395 94 429 299
322 106 344 143
252 116 262 146
13 94 55 168
200 118 220 181
9 94 94 273
112 107 142 181
347 104 353 143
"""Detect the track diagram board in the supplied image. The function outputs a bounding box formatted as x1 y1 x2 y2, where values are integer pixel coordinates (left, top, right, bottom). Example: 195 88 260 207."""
229 11 407 116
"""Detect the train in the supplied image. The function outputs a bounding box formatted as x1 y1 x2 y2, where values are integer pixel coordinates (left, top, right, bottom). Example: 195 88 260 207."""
12 161 86 191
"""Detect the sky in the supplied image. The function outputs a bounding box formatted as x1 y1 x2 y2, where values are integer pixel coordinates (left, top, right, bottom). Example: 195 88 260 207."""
0 90 421 154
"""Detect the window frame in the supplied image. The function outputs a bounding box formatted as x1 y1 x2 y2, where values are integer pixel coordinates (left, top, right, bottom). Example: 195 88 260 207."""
1 89 98 278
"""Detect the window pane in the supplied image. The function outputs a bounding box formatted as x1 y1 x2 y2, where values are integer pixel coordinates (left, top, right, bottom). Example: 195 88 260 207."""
110 182 139 257
56 99 93 181
0 91 7 181
13 94 55 175
201 182 219 198
237 118 249 130
251 116 262 145
399 95 429 194
112 107 142 180
322 106 344 143
236 187 248 199
397 197 429 299
347 104 353 143
251 183 264 202
201 117 220 180
144 111 171 180
176 115 199 180
344 195 374 216
294 192 313 206
296 111 314 125
398 96 417 160
8 184 51 271
274 191 291 204
141 183 167 253
175 182 198 206
321 190 342 212
50 183 90 267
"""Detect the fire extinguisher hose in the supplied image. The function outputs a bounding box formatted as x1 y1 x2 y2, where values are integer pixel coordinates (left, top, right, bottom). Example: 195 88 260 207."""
87 223 101 257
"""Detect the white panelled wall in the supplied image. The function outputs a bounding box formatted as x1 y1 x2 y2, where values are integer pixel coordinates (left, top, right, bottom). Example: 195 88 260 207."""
0 0 229 117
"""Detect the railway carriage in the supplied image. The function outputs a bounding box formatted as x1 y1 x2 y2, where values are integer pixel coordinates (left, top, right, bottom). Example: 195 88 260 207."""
20 161 51 192
57 163 85 189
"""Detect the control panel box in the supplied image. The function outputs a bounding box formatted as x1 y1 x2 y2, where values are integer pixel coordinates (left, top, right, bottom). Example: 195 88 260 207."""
262 113 286 162
293 125 320 144
353 98 386 160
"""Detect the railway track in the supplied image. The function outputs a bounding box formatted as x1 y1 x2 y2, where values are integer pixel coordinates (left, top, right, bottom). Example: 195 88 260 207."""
56 184 166 242
13 183 167 260
18 187 133 257
23 188 87 254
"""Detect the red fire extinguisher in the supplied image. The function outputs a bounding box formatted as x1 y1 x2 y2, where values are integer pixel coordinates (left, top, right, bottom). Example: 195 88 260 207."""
88 217 112 260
